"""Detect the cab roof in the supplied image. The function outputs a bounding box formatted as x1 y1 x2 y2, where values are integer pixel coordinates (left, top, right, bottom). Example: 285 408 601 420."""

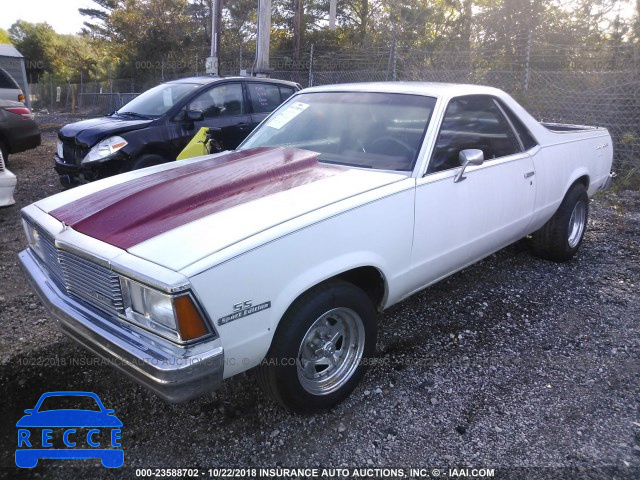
302 81 506 99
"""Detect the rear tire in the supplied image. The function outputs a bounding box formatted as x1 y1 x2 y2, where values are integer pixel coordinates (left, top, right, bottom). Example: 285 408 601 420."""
532 183 589 262
132 154 166 171
256 280 377 413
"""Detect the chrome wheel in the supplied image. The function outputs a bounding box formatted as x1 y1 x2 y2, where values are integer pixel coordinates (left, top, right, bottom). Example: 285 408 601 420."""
568 201 587 248
297 307 365 396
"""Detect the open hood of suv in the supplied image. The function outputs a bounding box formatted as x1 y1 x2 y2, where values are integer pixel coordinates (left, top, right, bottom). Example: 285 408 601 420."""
58 115 153 146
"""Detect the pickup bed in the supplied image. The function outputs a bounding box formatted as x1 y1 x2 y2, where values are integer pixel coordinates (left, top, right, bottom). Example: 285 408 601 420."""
19 82 614 412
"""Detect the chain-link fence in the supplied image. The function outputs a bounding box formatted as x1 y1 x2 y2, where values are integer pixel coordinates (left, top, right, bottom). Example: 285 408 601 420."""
28 40 639 182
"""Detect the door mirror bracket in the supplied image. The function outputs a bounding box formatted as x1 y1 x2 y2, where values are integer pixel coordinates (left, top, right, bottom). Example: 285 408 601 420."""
454 149 485 183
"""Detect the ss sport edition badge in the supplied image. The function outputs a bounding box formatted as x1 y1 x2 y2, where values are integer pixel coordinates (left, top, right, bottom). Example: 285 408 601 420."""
217 300 271 326
15 391 124 468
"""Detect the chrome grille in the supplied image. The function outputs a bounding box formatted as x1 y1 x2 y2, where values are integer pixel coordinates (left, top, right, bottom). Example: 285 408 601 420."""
37 230 65 288
59 251 124 314
0 151 5 171
34 225 124 317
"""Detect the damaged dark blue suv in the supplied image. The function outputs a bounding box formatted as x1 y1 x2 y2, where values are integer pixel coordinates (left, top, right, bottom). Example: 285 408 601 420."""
55 76 299 186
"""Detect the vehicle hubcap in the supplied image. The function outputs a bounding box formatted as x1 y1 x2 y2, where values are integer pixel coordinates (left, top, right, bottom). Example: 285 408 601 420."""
568 201 586 248
297 307 365 395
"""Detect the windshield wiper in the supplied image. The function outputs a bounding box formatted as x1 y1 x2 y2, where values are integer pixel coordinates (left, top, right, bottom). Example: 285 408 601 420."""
321 159 373 168
116 111 152 119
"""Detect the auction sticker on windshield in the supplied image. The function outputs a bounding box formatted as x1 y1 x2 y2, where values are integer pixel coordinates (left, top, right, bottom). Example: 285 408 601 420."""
266 101 309 129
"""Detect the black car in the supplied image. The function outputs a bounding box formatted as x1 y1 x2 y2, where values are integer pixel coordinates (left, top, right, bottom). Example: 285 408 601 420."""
0 99 41 164
55 76 300 186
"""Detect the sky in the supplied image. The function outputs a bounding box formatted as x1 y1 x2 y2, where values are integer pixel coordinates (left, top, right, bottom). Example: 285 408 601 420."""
0 0 98 35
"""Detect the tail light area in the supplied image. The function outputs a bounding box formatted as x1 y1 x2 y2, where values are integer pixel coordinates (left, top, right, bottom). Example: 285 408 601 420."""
4 106 33 120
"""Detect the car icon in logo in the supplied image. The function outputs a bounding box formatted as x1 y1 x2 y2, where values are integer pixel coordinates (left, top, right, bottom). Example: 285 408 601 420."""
16 391 123 468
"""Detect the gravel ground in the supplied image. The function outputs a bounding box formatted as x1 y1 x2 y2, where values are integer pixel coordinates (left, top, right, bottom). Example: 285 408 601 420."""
0 115 639 480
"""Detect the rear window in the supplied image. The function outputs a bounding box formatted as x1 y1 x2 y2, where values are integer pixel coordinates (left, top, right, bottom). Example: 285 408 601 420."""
497 99 538 150
247 83 284 114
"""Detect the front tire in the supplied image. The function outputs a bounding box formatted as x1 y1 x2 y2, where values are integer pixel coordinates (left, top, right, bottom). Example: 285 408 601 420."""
256 280 377 413
532 183 589 262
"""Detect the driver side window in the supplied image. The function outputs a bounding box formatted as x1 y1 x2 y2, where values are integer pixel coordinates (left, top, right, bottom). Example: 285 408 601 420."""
189 83 244 119
428 95 521 174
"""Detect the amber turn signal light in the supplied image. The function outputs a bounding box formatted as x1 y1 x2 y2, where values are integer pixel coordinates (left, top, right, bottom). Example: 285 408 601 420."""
174 295 209 341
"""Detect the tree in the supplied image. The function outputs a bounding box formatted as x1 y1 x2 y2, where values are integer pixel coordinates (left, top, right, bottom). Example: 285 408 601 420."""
8 21 58 81
8 20 100 82
78 0 207 78
222 0 258 55
0 29 11 44
80 0 122 37
340 0 374 44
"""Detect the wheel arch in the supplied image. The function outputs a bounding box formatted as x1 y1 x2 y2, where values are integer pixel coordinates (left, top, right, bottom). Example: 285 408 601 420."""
134 145 173 162
136 143 175 161
332 266 387 312
565 171 590 197
276 265 388 324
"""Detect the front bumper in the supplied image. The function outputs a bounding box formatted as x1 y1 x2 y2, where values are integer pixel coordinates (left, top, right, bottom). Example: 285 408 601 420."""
19 248 224 403
54 152 128 187
8 122 40 154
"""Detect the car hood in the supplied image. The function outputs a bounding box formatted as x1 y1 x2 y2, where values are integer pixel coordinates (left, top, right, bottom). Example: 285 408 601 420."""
58 115 152 146
43 147 407 271
16 410 123 428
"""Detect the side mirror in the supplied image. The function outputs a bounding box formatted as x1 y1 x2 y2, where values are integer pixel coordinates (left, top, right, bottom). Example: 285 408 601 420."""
186 110 204 122
454 149 484 183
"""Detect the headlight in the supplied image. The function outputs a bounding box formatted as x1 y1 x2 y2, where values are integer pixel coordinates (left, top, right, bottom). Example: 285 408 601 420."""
56 140 64 159
120 278 210 342
83 136 128 164
23 219 46 262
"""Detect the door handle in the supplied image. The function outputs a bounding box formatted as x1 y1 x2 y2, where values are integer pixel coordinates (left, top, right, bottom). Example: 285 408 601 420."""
236 123 249 130
524 171 535 179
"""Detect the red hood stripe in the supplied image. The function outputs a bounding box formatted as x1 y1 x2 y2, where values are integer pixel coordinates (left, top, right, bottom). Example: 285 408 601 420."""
50 147 342 250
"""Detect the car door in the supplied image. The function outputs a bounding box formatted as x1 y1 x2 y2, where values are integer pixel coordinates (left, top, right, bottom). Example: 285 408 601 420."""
186 82 252 150
247 82 297 129
408 94 537 290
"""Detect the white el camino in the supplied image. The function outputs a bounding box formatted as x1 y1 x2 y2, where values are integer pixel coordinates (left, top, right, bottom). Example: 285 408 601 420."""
19 83 614 412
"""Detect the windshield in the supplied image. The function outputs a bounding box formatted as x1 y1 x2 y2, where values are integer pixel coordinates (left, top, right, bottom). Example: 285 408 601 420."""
239 91 437 171
116 82 200 118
